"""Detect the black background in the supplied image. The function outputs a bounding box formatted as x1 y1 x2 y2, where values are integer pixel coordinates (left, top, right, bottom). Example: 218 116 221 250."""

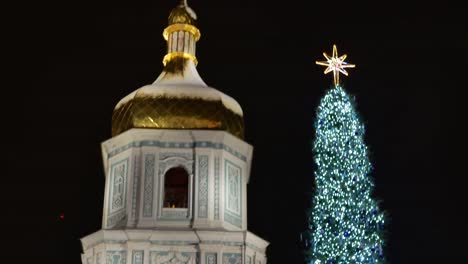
7 0 466 263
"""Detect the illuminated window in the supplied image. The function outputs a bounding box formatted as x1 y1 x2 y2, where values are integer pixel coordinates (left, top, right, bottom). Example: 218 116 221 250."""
163 167 189 208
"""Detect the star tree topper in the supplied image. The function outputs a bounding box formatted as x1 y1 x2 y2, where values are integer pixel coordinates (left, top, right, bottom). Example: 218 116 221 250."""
316 44 355 87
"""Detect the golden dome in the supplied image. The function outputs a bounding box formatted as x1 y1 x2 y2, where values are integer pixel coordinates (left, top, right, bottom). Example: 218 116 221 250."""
112 90 244 139
111 1 244 139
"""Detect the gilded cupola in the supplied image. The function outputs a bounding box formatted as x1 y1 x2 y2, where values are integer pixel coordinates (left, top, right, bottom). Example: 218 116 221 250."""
111 0 244 139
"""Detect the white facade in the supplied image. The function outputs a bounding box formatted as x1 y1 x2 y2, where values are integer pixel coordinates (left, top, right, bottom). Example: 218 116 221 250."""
81 129 269 264
101 129 251 230
81 229 267 264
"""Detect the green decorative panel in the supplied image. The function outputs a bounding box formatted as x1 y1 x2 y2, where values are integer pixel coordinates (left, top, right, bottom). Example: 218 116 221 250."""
149 252 193 264
131 156 140 222
214 157 220 220
106 251 127 264
107 158 129 227
206 252 217 264
198 155 209 218
222 253 241 264
96 253 102 264
143 154 155 217
132 250 144 264
224 160 242 227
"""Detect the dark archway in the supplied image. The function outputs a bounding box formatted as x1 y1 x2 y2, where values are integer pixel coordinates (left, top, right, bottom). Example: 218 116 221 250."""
163 167 189 208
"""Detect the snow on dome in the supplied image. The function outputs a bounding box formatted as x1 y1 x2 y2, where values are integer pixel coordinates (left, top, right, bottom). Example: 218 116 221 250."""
220 92 243 116
112 60 245 138
114 60 243 116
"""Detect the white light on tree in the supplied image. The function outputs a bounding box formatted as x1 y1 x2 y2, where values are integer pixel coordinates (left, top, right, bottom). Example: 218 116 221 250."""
305 46 386 264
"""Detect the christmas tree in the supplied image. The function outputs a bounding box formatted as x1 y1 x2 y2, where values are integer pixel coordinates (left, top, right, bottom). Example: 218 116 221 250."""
304 45 385 263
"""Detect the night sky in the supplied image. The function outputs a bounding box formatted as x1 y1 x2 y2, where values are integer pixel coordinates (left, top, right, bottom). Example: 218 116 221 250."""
8 0 466 263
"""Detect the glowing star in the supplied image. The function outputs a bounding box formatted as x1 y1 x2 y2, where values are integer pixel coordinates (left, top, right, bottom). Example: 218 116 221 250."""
316 45 355 87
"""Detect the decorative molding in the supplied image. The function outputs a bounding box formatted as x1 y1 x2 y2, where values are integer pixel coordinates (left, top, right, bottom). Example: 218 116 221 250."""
246 242 264 253
206 252 217 264
161 208 189 218
143 154 155 217
158 153 194 220
131 155 139 223
198 155 209 218
222 253 241 264
132 250 144 264
159 155 194 176
107 158 129 227
96 252 102 264
160 152 193 161
108 140 246 162
150 240 196 245
84 238 247 249
158 153 193 177
214 157 220 220
106 251 127 264
203 241 243 247
82 239 128 250
107 213 127 228
224 160 242 228
224 213 242 228
150 251 192 264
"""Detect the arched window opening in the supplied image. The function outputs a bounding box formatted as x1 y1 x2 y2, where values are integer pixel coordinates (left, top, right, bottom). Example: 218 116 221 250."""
164 167 189 208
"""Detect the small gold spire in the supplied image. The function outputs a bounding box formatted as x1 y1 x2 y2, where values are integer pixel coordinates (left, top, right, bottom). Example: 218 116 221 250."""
162 0 200 67
316 45 355 87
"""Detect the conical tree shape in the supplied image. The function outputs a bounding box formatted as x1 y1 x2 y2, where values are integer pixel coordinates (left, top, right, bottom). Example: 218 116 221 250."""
306 86 385 264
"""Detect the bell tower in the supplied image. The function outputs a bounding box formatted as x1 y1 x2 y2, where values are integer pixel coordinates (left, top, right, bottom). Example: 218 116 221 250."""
80 1 269 264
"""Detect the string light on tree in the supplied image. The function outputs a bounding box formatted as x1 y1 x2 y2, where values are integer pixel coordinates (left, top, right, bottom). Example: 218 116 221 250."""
316 45 355 87
304 45 386 264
